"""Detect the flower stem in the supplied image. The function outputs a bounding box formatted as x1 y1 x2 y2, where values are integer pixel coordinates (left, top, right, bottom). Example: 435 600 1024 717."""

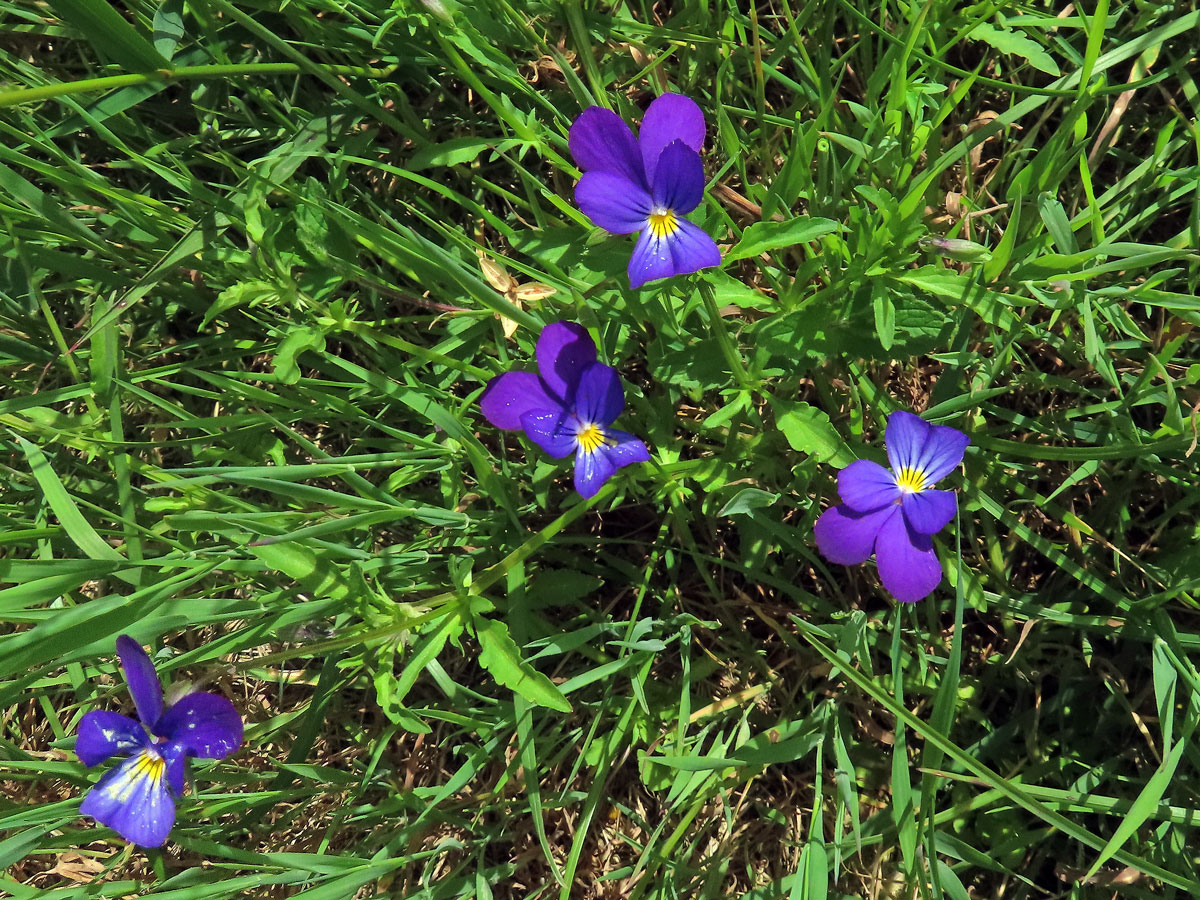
0 63 394 109
696 278 755 390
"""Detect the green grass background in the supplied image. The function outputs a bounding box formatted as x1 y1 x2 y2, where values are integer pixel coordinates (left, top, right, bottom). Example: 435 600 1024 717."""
2 0 1200 896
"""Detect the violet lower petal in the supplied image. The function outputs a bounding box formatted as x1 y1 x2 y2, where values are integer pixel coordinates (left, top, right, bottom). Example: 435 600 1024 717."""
814 503 898 566
639 93 706 183
574 443 618 498
569 107 646 186
575 171 652 234
901 489 957 535
79 749 177 847
874 511 943 603
480 371 559 431
628 229 675 289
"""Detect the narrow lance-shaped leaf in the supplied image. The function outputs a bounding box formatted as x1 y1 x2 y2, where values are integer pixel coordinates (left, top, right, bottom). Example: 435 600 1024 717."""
725 217 841 261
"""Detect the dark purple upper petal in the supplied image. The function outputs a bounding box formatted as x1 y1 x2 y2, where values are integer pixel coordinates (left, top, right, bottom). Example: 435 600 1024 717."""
520 408 577 458
650 140 705 214
116 635 163 731
576 171 652 234
837 459 901 512
79 748 177 847
874 511 942 603
569 107 646 187
639 93 706 184
885 411 969 486
574 362 624 426
480 371 561 431
75 711 149 768
155 692 243 761
914 424 970 486
574 442 618 498
901 489 956 535
536 322 597 402
814 504 898 566
884 411 928 475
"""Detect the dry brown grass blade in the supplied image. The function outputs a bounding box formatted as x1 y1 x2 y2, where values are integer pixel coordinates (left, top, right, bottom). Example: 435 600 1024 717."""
1089 48 1161 166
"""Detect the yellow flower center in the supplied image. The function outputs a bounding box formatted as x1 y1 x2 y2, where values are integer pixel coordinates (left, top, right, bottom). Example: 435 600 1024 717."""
647 209 678 239
895 467 927 494
105 749 166 803
576 423 608 454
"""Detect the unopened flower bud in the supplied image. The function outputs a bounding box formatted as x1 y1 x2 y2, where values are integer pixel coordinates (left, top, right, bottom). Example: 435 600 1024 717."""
919 235 993 263
418 0 453 22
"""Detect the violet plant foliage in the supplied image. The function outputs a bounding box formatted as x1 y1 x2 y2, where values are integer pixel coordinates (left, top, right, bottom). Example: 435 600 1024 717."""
814 411 970 603
480 322 650 498
75 636 243 847
569 93 721 289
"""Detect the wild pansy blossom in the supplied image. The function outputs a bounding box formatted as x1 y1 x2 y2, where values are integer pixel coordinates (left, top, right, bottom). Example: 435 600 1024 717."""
75 635 243 847
569 93 721 289
814 411 969 603
480 322 650 498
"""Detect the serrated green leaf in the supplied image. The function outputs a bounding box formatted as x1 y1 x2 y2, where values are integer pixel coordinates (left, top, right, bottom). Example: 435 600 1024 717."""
703 270 774 310
476 618 571 712
770 400 854 466
972 23 1061 76
274 327 326 385
202 280 279 329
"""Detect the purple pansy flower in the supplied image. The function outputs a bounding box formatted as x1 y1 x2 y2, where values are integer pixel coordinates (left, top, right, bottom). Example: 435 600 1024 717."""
569 93 721 289
75 635 243 847
814 411 970 603
480 322 650 498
